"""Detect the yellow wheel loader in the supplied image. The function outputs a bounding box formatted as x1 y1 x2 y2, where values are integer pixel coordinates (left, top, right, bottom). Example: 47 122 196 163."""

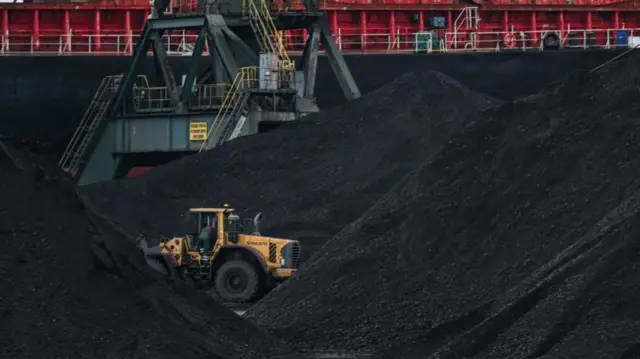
137 205 301 302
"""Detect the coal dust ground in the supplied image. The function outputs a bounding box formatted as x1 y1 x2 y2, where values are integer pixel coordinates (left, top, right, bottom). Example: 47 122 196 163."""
83 70 499 262
245 53 640 358
0 141 292 359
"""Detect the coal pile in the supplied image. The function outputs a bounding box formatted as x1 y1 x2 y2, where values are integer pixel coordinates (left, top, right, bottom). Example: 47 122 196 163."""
0 142 288 359
83 70 499 261
245 54 640 358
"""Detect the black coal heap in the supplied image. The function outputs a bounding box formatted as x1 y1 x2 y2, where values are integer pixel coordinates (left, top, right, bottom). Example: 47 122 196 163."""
246 54 640 359
0 142 287 359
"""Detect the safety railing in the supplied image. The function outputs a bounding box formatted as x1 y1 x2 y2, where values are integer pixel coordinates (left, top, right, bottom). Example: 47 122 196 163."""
131 83 230 111
243 0 294 69
280 27 640 54
3 27 640 56
58 74 136 176
0 30 199 56
191 84 231 108
198 65 296 152
132 86 171 111
281 27 440 53
240 63 297 89
439 27 640 52
245 0 276 53
199 69 251 152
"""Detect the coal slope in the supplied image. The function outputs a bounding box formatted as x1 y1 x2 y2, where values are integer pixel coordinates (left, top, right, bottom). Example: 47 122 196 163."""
83 70 500 262
0 142 289 359
245 54 640 358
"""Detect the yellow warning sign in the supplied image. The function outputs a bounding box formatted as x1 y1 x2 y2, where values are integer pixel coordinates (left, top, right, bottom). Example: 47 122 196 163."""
189 122 208 141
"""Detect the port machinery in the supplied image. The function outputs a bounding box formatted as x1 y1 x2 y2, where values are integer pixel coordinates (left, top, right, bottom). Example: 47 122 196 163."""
1 0 640 55
56 0 361 185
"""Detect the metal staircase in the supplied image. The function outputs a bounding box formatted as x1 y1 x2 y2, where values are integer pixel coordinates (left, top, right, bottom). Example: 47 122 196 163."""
58 76 120 178
244 0 293 68
199 68 252 152
218 91 250 144
199 0 295 153
198 0 298 153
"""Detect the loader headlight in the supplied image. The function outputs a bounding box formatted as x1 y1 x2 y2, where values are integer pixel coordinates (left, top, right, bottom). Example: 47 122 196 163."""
280 257 286 267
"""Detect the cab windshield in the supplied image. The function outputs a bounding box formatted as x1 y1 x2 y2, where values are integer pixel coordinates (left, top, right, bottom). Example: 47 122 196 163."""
196 213 218 231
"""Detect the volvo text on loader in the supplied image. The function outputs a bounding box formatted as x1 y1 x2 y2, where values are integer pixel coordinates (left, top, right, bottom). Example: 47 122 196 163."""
137 205 301 302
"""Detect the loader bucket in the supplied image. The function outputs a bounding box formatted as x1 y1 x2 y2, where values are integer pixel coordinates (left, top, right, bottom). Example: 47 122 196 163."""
143 253 178 277
137 235 180 278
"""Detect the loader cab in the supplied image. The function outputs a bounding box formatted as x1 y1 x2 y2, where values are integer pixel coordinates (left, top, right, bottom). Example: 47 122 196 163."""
195 211 218 231
188 206 240 246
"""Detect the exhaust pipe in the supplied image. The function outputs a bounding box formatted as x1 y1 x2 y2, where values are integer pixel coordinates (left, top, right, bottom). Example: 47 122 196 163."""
253 212 263 235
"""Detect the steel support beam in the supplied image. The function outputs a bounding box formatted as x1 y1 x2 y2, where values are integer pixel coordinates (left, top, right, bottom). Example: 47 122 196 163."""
148 16 208 30
108 14 249 117
150 31 180 108
205 14 239 83
109 21 152 118
223 27 260 65
302 0 320 12
180 28 207 105
198 0 221 14
297 24 320 99
196 22 259 85
290 0 360 100
317 16 360 100
110 17 214 117
209 34 238 83
153 0 172 17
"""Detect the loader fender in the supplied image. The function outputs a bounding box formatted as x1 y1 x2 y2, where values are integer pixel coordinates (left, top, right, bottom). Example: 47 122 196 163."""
211 245 268 276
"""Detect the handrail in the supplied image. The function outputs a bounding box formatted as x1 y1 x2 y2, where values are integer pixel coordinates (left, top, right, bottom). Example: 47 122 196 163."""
198 63 295 152
243 0 294 68
199 69 250 152
3 27 640 56
0 31 199 56
58 75 121 175
59 74 150 174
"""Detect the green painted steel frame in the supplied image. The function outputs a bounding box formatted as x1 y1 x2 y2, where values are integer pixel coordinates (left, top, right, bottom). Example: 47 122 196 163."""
77 0 361 186
109 16 217 118
78 113 215 185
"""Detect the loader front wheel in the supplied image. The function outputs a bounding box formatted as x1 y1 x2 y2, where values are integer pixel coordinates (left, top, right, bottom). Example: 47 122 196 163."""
214 260 260 303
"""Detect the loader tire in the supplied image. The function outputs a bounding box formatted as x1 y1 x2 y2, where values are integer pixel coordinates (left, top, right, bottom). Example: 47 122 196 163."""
214 260 260 303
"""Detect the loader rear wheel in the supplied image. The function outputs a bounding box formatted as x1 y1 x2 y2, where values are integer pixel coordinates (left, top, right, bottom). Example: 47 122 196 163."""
214 260 260 303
